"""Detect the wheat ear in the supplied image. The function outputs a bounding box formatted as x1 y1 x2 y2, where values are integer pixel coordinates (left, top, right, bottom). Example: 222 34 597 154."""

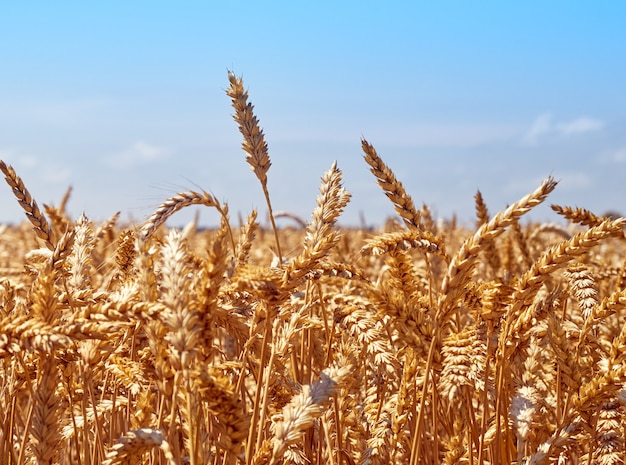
361 139 422 229
227 71 282 263
270 366 351 465
142 190 219 238
551 204 608 227
437 176 558 326
142 190 234 250
66 213 95 298
235 209 259 267
160 229 199 371
0 160 55 249
102 428 176 465
474 190 501 272
29 354 61 464
360 229 446 259
501 217 626 359
284 161 351 285
564 261 598 321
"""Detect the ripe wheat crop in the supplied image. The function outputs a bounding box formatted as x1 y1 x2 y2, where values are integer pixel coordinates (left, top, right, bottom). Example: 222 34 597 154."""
0 73 625 465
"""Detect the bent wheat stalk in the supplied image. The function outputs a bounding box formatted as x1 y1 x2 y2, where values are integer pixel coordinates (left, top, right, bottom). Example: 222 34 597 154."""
141 190 235 252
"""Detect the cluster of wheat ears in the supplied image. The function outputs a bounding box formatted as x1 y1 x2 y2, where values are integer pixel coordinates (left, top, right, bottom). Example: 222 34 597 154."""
0 73 625 465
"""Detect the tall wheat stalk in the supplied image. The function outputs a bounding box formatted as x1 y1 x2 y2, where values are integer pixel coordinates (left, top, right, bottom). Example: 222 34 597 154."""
227 71 283 264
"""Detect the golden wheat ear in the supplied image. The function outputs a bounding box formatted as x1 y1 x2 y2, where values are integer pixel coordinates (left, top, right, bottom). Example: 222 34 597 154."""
103 428 176 465
551 204 610 227
0 160 55 249
361 139 422 230
283 161 351 286
437 176 558 327
474 190 502 273
227 71 282 263
269 365 352 465
141 189 235 250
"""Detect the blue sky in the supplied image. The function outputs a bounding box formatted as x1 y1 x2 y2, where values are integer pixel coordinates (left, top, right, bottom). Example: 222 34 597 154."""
1 2 625 228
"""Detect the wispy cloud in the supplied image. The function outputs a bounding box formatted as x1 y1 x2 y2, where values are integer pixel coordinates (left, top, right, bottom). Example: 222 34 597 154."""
556 117 604 136
503 171 590 198
523 113 554 145
409 123 521 147
345 122 522 148
0 97 113 127
103 141 168 169
522 113 604 145
503 174 554 195
610 146 626 163
40 167 72 184
0 149 72 187
557 171 592 190
0 148 16 162
0 148 43 171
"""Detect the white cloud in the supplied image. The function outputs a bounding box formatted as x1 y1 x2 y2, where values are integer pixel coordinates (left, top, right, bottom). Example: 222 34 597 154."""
40 167 72 184
348 122 522 148
408 123 521 147
0 148 40 170
611 146 626 163
18 156 38 169
0 148 16 162
104 140 168 169
0 149 71 194
522 113 604 145
523 113 553 145
558 172 591 190
556 117 604 136
504 174 554 195
0 97 113 127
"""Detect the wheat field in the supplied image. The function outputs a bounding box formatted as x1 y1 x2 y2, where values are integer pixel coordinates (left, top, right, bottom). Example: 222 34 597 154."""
0 72 625 465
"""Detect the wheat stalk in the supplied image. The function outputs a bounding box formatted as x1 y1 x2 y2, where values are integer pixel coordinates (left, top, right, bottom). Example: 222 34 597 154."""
141 190 229 241
227 71 283 263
